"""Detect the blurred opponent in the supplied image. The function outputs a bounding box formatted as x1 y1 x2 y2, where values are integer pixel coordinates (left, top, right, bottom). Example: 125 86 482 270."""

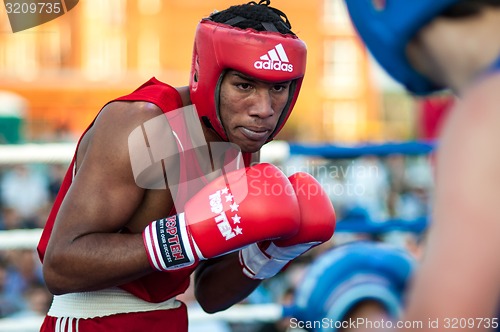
345 0 500 331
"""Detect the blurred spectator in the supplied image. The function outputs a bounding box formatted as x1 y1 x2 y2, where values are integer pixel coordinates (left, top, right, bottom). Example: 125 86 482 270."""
47 164 66 202
343 156 390 222
2 249 45 312
0 207 22 230
316 160 351 219
395 156 433 220
0 165 50 227
257 287 305 332
7 281 52 318
386 155 407 217
51 121 76 142
0 255 22 318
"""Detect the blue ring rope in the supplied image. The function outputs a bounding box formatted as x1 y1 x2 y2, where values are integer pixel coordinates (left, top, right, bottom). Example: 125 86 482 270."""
289 140 436 158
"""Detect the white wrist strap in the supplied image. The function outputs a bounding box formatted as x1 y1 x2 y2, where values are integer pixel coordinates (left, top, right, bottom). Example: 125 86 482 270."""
143 213 197 271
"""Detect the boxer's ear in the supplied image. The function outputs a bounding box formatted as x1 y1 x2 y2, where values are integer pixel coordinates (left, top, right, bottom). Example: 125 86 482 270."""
5 0 79 33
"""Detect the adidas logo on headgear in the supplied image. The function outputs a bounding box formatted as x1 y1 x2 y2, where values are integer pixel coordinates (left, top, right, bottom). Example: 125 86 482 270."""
254 44 293 72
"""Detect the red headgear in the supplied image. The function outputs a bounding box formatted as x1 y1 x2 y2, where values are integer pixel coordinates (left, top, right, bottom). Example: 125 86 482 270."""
189 19 307 142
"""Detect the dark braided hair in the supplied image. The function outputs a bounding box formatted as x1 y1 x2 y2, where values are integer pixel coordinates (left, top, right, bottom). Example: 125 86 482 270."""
208 0 295 35
440 0 500 18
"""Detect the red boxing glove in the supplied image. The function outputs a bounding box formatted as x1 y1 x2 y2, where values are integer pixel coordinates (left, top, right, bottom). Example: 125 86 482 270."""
143 163 300 271
240 172 336 279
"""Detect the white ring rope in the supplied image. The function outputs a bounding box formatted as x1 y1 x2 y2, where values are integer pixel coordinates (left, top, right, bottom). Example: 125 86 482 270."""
0 228 42 250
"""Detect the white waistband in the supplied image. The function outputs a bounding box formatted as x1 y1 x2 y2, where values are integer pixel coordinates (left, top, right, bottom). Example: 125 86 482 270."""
48 287 181 319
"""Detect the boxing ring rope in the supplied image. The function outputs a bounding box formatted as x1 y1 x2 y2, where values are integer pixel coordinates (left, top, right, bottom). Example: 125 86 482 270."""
0 228 42 250
289 140 435 158
335 217 428 235
0 143 76 165
0 140 436 165
0 140 434 331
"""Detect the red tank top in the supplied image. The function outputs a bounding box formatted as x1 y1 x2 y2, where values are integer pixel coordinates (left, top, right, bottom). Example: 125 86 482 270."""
37 77 252 302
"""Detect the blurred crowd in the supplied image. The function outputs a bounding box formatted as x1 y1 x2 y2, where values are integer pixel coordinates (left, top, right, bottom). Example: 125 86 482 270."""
0 153 433 330
0 163 65 320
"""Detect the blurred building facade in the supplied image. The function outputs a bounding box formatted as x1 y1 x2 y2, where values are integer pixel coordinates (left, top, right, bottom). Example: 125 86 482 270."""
0 0 441 144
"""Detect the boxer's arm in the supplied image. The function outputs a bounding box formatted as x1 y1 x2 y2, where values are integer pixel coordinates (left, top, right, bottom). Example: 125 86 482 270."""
43 101 175 295
194 252 261 313
403 78 500 330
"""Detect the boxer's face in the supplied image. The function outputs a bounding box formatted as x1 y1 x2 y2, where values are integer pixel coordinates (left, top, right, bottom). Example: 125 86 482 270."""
218 70 291 153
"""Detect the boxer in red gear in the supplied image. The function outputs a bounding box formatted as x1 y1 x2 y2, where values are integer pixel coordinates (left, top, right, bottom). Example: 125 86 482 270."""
36 1 321 331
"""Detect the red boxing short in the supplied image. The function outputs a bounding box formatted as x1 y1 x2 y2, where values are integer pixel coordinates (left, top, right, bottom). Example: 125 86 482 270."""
40 301 188 332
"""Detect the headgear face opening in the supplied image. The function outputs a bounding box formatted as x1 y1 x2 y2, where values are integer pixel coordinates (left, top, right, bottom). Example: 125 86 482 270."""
189 19 307 142
345 0 459 95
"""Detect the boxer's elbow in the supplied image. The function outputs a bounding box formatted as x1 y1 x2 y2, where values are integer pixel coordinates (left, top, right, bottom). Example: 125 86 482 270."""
194 254 260 313
42 247 77 295
194 278 245 313
43 267 66 295
196 292 232 314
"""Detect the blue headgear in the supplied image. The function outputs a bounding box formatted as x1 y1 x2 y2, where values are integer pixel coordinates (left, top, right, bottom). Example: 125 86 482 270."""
345 0 459 95
289 241 416 331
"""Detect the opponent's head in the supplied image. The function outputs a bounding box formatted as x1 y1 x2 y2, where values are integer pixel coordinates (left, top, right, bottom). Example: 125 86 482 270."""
189 0 307 143
345 0 460 95
290 241 416 331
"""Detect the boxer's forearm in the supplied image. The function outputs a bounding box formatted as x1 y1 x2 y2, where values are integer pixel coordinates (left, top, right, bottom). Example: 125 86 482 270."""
194 252 261 313
43 232 153 295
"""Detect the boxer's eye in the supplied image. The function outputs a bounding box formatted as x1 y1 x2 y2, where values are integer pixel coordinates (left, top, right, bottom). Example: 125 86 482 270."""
271 84 289 93
236 83 253 90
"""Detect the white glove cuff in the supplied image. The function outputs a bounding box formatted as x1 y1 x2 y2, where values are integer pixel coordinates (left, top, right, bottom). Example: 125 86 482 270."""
239 243 289 280
265 241 318 261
